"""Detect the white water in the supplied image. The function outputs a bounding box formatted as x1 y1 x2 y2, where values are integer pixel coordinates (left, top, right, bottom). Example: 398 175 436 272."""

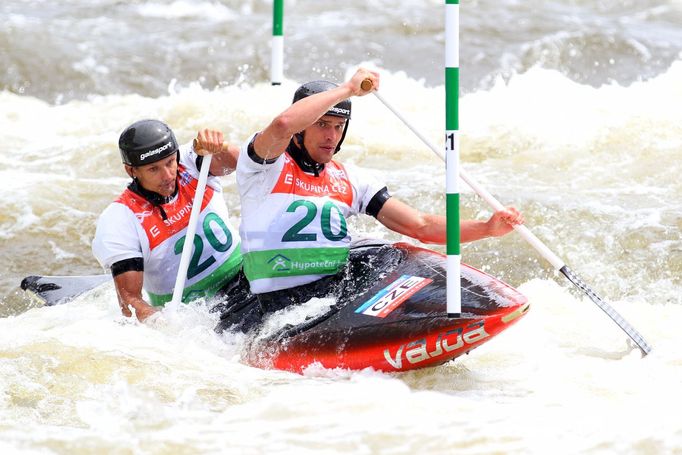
2 277 681 453
1 65 681 454
2 0 682 452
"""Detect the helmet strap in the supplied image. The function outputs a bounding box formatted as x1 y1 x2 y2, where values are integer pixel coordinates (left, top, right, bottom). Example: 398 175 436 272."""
127 176 178 221
289 132 324 177
335 120 349 153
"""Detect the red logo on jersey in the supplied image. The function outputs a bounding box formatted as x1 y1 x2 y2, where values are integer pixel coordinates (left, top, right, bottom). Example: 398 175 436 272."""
117 165 214 250
270 154 354 207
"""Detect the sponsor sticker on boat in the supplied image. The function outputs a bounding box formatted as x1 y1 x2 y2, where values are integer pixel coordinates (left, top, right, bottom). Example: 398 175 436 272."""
356 275 433 318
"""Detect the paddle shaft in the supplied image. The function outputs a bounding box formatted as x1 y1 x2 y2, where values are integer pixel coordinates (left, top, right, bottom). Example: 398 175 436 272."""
368 90 561 265
368 86 651 355
170 152 213 306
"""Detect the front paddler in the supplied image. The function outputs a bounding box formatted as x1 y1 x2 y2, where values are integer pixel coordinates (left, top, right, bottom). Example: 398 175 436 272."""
219 67 524 332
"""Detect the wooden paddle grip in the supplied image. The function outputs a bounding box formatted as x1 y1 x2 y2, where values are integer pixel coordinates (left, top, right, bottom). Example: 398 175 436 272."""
361 78 373 91
193 139 229 154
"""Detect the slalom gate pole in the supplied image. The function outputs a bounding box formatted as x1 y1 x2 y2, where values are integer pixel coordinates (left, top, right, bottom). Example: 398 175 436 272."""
369 90 652 356
271 0 284 85
445 0 461 317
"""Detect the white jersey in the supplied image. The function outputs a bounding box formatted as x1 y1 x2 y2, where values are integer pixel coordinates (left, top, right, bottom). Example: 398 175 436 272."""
92 143 242 305
236 134 384 294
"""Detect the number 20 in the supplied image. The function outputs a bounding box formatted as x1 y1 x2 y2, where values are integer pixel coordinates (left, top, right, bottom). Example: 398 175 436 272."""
174 212 233 279
282 200 347 242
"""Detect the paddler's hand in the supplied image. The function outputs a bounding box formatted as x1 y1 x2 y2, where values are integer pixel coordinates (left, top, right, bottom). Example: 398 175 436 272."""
193 129 227 156
485 207 524 237
346 67 380 96
133 303 159 323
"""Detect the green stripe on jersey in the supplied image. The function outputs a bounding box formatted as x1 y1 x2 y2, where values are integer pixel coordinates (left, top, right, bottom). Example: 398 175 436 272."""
244 247 349 281
149 247 243 306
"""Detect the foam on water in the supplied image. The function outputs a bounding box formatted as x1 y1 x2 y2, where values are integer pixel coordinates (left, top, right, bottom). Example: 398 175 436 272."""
2 274 681 453
135 1 239 21
2 60 680 303
1 62 679 282
1 61 681 452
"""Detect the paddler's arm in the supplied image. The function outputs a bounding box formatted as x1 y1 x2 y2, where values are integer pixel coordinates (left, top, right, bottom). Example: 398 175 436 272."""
251 67 380 161
193 129 240 176
375 198 524 244
112 270 159 322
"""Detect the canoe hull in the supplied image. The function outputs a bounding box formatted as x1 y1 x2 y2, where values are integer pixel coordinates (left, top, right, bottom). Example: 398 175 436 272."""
245 242 529 373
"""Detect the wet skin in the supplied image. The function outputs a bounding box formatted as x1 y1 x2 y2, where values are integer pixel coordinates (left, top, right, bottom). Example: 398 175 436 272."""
302 115 347 164
126 154 177 197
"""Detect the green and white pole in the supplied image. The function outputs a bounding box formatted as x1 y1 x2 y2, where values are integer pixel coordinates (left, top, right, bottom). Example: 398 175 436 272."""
445 0 461 317
370 2 650 354
271 0 284 85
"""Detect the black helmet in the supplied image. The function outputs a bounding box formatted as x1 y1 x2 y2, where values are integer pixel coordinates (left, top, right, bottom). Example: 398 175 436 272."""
292 80 351 119
293 80 351 153
119 119 179 167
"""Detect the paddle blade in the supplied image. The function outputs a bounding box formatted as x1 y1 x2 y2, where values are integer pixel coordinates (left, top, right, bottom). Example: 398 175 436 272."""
560 266 652 355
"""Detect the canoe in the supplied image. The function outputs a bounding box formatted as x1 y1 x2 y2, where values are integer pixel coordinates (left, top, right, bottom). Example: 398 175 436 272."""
239 240 529 372
21 240 529 373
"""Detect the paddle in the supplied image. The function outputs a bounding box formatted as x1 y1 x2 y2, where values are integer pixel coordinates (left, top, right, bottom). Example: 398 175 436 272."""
362 79 652 356
169 142 213 306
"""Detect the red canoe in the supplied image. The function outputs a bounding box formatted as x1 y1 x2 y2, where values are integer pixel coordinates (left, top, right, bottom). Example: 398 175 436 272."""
244 241 529 373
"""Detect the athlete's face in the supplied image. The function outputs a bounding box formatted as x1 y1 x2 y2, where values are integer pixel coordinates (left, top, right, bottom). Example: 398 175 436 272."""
127 154 178 197
303 115 347 164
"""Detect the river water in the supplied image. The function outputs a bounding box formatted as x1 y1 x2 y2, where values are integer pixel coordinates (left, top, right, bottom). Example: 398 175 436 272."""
1 0 681 453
